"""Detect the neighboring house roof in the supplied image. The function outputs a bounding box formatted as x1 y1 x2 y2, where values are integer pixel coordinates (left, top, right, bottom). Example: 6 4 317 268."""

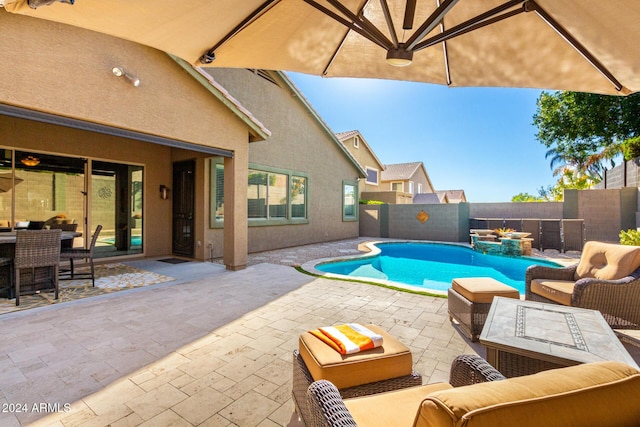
336 130 386 171
413 193 444 204
381 162 423 181
381 161 436 193
436 190 467 203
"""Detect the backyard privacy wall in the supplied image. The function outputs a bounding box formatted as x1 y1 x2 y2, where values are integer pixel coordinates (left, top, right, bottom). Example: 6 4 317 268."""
360 188 638 244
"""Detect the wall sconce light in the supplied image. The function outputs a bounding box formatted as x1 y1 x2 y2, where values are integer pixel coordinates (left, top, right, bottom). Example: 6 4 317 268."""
112 66 140 87
160 185 170 200
20 155 40 167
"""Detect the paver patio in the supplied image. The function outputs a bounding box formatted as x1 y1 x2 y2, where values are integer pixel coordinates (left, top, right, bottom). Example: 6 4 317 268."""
0 238 635 426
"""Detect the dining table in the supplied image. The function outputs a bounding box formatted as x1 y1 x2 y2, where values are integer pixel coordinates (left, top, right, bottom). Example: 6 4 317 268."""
0 231 82 297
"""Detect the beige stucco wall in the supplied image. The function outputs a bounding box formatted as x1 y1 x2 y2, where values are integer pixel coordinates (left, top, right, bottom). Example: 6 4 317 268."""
0 12 253 262
203 69 361 255
340 134 383 193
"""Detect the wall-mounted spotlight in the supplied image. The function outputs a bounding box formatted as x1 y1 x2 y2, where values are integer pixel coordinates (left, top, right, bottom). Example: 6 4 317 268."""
28 0 74 9
159 185 170 200
112 66 140 87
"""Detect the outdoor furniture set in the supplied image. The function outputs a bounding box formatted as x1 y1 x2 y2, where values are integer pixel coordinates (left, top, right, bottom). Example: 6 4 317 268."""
293 239 640 425
294 322 639 426
0 225 101 305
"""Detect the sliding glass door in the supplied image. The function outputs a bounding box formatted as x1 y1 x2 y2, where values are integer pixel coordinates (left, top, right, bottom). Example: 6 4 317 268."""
0 148 143 259
91 161 143 258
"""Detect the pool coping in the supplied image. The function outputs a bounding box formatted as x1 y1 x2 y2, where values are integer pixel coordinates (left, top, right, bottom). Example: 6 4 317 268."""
299 239 574 296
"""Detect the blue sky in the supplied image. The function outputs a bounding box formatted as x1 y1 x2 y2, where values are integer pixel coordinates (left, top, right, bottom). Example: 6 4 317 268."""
287 72 557 203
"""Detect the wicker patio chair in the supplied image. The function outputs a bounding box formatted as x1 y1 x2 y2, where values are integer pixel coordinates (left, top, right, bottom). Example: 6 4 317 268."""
14 229 61 306
59 224 102 286
305 354 505 427
525 241 640 329
293 349 422 427
50 222 79 249
0 256 13 299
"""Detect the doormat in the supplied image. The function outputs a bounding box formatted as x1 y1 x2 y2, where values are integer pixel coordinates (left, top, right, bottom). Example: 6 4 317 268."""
158 258 192 264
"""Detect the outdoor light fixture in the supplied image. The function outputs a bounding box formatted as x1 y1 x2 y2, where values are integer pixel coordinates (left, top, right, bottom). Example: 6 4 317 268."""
386 44 413 67
112 66 140 87
159 185 170 200
27 0 74 9
20 155 40 167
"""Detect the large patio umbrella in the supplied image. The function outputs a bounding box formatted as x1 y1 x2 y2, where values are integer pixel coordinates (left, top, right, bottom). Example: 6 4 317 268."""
2 0 640 95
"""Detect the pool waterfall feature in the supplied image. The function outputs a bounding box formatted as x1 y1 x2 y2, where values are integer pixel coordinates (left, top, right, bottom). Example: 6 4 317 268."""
470 231 534 256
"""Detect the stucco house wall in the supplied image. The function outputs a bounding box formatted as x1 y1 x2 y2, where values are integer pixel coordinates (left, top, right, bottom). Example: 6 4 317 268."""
0 11 257 265
337 131 385 194
203 69 363 255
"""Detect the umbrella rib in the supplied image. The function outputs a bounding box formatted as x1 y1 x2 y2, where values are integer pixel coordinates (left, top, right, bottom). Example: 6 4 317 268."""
527 1 624 92
405 0 459 51
403 0 417 30
412 4 524 51
324 0 394 49
379 0 399 48
437 1 452 86
199 0 280 63
304 0 391 50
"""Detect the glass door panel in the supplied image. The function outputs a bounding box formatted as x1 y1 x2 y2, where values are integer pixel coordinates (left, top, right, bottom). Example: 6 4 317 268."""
92 161 143 258
13 151 85 243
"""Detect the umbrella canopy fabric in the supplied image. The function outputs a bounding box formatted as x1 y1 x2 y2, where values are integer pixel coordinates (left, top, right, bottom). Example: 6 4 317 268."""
0 172 23 193
3 0 640 95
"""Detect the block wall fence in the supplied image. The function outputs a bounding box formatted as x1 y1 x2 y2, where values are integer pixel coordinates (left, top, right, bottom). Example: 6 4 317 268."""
359 188 639 244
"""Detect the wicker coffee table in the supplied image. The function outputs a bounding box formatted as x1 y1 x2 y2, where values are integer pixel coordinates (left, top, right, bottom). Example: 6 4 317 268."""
479 297 639 378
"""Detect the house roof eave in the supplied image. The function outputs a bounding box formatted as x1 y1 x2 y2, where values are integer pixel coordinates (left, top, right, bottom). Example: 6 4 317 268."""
169 54 271 142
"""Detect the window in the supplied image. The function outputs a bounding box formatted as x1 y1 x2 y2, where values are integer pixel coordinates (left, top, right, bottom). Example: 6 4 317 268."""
343 180 358 221
391 182 403 191
365 167 379 185
353 136 360 148
210 160 308 226
291 175 307 219
409 181 414 194
418 183 422 194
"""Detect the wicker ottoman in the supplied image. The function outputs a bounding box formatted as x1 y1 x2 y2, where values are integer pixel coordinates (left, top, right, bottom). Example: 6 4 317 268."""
292 324 422 426
448 277 520 342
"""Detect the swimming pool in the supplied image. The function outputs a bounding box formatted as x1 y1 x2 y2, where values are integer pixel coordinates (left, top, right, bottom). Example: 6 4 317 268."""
314 242 561 294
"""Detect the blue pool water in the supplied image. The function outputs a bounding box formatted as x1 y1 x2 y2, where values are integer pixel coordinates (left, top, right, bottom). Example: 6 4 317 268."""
101 236 142 246
315 242 561 294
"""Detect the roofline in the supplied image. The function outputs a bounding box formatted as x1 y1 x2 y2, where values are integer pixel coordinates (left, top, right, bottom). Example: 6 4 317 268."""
337 130 386 171
279 72 366 177
169 54 271 142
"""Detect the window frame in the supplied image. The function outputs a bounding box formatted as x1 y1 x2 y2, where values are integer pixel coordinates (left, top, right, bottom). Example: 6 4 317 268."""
391 181 404 192
365 166 379 186
209 159 309 228
342 180 358 222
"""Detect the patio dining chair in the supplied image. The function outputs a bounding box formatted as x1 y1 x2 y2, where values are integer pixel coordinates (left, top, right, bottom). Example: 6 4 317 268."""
59 225 102 286
14 229 61 306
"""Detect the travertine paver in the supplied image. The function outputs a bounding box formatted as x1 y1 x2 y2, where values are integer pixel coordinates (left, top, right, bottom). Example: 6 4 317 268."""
0 238 602 427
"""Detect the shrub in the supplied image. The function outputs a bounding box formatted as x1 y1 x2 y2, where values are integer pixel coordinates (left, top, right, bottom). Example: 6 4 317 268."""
621 136 640 161
359 199 385 205
619 229 640 246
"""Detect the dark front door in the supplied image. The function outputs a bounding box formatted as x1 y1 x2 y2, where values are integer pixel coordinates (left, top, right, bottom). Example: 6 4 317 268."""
172 160 195 257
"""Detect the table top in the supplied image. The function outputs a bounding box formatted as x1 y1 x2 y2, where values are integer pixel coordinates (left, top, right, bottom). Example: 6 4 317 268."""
480 297 639 369
0 231 81 244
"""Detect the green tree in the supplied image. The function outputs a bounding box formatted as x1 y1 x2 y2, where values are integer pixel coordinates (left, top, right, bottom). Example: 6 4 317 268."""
511 192 541 202
533 91 640 180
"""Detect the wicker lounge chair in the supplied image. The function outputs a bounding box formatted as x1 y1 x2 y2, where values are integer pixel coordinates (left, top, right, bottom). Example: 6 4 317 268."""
305 356 640 427
526 241 640 329
14 229 61 306
304 354 503 427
